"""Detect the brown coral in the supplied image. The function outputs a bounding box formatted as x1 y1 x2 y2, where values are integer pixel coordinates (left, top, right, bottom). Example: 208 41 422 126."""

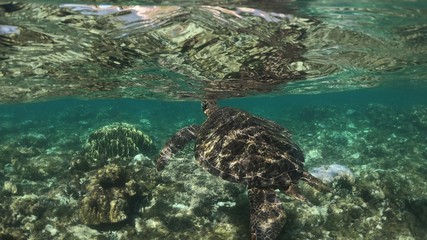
79 164 137 225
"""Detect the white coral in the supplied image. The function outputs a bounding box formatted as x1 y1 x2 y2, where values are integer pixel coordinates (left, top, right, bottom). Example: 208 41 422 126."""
309 164 354 183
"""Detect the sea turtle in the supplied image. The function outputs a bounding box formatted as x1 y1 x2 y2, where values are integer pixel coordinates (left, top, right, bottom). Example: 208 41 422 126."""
156 100 329 240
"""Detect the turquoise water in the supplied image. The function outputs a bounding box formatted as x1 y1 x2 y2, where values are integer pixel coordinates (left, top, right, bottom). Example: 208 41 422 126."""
1 1 427 240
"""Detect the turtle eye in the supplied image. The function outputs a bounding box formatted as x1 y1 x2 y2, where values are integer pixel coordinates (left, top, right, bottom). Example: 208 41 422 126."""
202 100 217 115
201 101 209 112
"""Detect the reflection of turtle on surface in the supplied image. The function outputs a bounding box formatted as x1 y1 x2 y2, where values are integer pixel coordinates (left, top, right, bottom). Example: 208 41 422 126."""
157 100 330 240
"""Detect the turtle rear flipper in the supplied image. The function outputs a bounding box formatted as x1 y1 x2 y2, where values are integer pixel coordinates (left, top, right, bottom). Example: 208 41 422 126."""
248 188 286 240
156 125 200 171
301 171 332 193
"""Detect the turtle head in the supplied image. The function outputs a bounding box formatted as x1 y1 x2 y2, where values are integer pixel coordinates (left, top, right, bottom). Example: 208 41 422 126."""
202 100 218 117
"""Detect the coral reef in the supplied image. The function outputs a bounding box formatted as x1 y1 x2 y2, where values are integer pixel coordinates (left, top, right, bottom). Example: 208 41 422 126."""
309 164 354 184
83 122 156 162
141 153 249 239
79 164 136 225
18 133 48 149
1 101 427 239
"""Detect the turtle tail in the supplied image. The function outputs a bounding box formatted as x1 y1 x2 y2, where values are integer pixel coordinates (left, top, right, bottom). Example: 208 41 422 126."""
156 125 200 171
248 188 286 240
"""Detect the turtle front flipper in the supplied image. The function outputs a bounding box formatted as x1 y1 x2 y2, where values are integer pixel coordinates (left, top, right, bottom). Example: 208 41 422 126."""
248 188 286 240
156 125 200 171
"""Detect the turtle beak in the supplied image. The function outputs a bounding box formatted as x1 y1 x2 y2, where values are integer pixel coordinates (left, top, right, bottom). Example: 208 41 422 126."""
202 100 217 116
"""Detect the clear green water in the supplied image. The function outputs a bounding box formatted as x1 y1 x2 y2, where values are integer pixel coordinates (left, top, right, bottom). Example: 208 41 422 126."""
0 1 426 240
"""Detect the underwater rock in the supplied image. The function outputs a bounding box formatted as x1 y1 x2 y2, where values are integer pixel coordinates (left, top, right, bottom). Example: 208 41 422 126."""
143 149 248 239
21 154 66 181
410 107 427 130
79 164 137 225
405 197 427 228
83 122 156 161
9 194 59 224
309 164 354 184
65 225 101 240
131 153 154 167
3 181 19 195
19 133 48 149
0 230 27 240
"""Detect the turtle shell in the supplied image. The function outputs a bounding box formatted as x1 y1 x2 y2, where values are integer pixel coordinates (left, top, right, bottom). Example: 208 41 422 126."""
195 106 305 189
